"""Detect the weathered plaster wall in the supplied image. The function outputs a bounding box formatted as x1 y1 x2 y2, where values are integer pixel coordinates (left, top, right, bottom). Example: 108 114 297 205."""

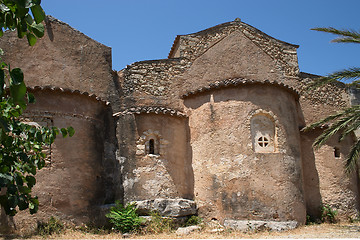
120 113 193 203
184 84 306 223
14 89 116 227
0 16 120 110
301 130 360 220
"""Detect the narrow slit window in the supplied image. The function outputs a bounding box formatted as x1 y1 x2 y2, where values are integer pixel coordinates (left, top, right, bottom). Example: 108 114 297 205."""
334 147 340 158
149 139 155 154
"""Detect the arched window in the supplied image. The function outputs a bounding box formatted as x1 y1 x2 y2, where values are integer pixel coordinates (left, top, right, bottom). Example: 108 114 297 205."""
251 113 276 153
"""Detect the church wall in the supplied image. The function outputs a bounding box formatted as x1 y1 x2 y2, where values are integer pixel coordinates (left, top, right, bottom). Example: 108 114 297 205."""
0 17 119 109
301 130 360 220
184 84 306 223
13 89 115 227
122 113 194 203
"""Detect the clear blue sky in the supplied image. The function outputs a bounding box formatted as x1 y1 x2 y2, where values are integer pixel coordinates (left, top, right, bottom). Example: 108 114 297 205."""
42 0 359 76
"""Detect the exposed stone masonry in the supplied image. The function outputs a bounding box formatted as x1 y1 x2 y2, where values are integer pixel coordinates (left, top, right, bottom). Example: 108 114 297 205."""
297 73 348 108
123 59 186 97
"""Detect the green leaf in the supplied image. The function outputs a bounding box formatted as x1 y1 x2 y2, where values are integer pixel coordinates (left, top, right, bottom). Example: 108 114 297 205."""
27 92 35 103
18 196 28 210
24 13 34 25
15 4 29 18
5 12 14 29
0 68 4 96
7 185 17 195
26 175 36 188
18 185 31 194
26 32 36 46
10 80 27 105
15 174 24 186
67 126 75 137
30 5 45 24
30 22 44 38
10 68 24 85
8 195 18 208
60 128 68 138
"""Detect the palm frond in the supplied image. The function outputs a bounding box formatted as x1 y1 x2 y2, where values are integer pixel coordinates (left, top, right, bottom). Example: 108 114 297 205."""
332 38 360 44
345 138 360 174
327 67 360 82
307 67 360 90
313 112 359 149
312 27 360 44
302 106 357 132
339 119 360 141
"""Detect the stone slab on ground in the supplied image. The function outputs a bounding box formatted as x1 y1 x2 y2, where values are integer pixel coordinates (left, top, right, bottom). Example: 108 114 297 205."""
223 219 298 232
176 225 200 235
132 198 196 217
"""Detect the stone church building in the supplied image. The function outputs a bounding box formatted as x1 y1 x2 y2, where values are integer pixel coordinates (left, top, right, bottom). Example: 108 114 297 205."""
0 16 359 228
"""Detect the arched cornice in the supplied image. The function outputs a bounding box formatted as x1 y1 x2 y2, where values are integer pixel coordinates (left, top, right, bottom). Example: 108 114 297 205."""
113 106 187 118
180 78 300 100
28 85 110 106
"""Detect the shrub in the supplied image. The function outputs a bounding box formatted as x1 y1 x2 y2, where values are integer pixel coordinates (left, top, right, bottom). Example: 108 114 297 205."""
105 201 143 233
142 211 175 234
37 216 64 236
185 215 203 226
321 204 338 223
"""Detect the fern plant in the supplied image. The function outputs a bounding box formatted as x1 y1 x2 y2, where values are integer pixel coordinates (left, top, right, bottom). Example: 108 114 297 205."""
105 201 143 233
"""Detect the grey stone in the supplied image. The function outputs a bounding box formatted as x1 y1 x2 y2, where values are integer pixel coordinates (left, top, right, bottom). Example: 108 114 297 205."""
176 225 200 235
223 219 298 232
132 198 196 217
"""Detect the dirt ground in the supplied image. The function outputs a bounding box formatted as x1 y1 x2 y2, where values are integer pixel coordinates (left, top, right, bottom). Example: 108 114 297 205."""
4 222 360 239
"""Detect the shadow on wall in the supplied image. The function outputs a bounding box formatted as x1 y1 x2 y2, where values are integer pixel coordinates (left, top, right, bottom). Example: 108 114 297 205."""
300 131 322 220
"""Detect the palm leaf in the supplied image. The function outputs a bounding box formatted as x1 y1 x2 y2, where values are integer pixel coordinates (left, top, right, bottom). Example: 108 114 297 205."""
307 67 360 89
313 112 358 149
302 107 357 132
346 138 360 174
312 27 360 44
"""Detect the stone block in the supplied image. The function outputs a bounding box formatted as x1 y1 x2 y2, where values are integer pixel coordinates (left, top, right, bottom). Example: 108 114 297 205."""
223 219 298 232
132 198 197 217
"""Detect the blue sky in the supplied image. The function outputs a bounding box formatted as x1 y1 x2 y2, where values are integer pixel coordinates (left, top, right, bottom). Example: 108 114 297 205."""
42 0 359 76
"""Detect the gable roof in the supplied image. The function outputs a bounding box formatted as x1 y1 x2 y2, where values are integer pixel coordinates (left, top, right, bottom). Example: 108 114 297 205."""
168 18 299 59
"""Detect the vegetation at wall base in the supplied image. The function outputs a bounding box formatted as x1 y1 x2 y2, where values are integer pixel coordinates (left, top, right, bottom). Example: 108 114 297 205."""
36 216 64 236
185 215 203 227
0 0 74 216
320 204 338 224
105 201 143 233
141 211 176 234
304 27 360 174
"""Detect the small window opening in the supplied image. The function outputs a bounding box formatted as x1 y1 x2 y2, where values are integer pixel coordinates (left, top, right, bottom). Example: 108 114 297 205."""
149 139 155 154
334 147 340 158
258 136 269 147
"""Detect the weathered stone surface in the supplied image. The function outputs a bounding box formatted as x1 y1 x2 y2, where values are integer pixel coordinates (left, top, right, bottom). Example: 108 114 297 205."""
176 225 200 235
224 220 298 232
133 199 196 217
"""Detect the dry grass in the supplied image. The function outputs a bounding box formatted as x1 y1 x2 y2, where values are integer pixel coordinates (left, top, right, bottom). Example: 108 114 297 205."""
4 222 360 239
